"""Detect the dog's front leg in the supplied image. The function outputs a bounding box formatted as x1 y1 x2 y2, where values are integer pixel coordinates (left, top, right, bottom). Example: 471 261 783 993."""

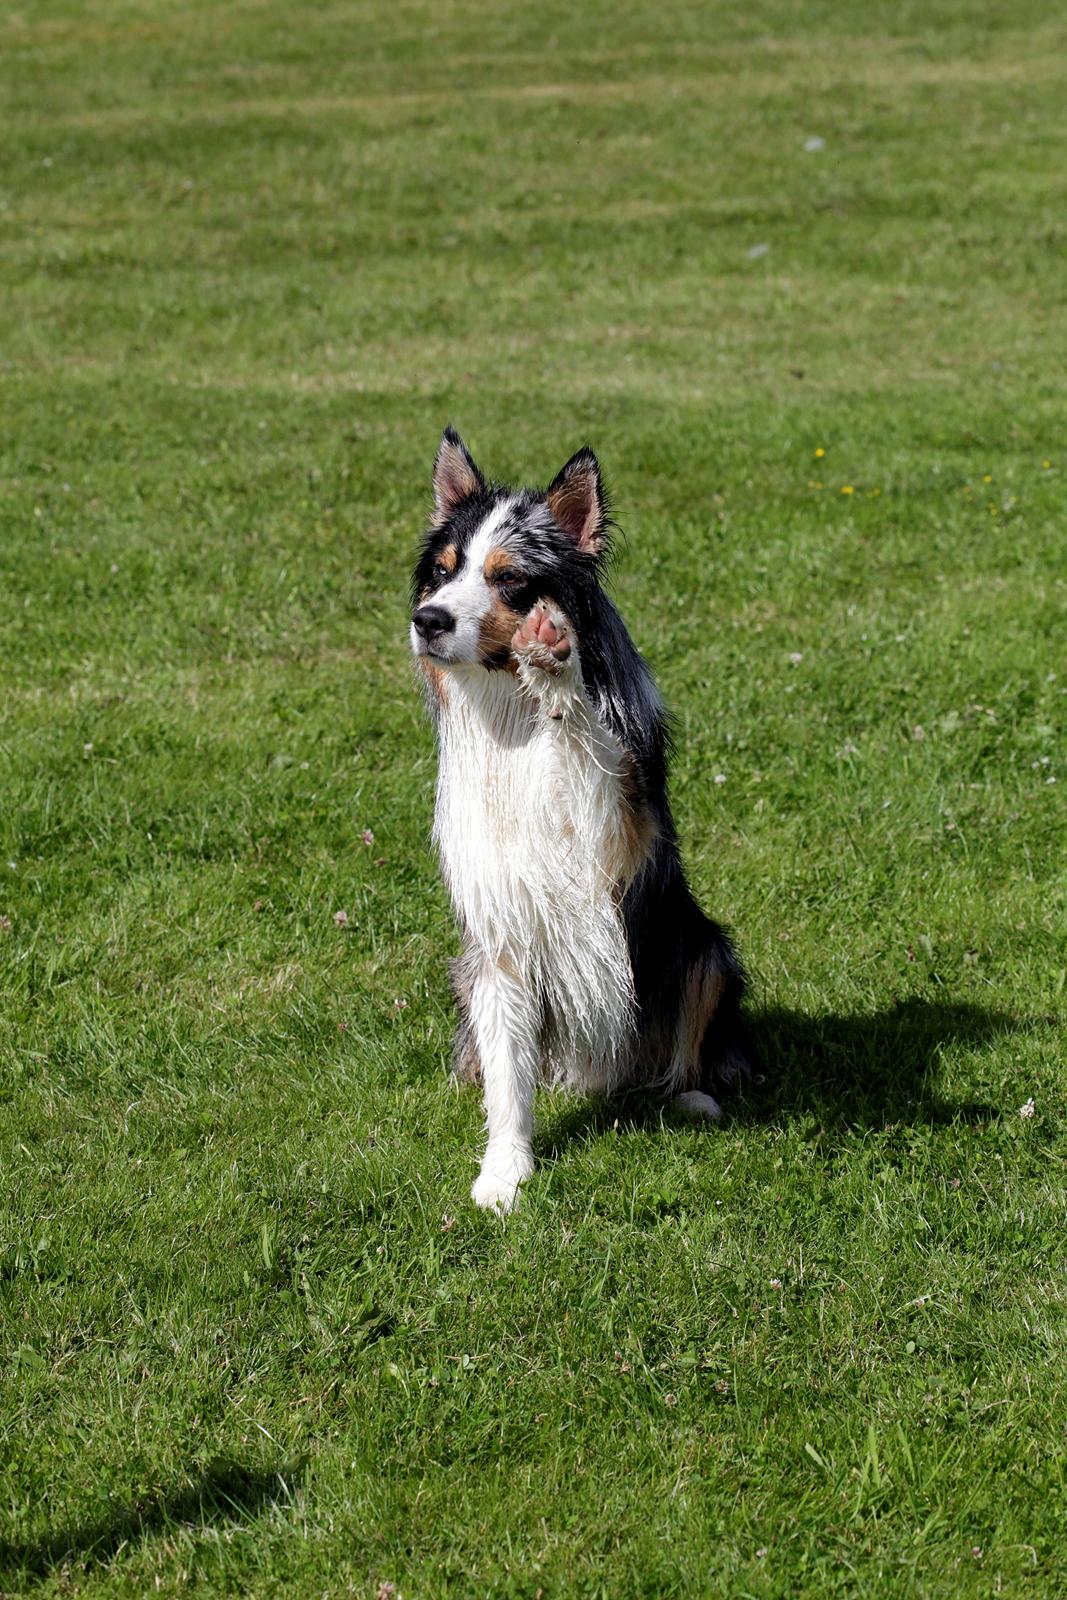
511 601 584 722
469 962 538 1213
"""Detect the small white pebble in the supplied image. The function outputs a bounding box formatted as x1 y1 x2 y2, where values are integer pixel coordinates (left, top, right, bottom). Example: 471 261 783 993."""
714 773 726 785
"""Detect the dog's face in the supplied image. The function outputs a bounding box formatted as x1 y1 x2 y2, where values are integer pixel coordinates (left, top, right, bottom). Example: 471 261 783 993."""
410 429 607 669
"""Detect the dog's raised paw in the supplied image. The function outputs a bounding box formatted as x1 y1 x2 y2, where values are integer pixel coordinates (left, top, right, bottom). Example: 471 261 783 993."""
512 603 572 672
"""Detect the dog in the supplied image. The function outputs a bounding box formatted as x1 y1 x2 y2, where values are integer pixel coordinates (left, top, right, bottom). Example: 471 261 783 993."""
410 429 753 1211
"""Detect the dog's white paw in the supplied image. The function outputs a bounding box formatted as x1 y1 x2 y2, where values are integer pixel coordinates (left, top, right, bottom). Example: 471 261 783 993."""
673 1090 723 1122
471 1145 535 1213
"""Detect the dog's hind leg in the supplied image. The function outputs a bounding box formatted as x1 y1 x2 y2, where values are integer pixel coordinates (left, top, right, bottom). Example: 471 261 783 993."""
667 932 755 1116
667 956 727 1119
468 960 540 1213
674 1088 723 1121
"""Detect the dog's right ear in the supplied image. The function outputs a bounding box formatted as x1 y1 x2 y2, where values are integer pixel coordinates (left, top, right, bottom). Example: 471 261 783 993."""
432 427 484 523
546 447 607 556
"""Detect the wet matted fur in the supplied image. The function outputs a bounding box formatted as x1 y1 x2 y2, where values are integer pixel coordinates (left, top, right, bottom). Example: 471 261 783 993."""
410 429 754 1211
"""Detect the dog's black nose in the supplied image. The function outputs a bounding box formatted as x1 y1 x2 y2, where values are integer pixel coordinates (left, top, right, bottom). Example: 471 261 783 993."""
413 604 456 642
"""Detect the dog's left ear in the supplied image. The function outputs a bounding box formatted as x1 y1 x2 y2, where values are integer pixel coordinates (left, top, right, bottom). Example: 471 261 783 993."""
546 448 607 556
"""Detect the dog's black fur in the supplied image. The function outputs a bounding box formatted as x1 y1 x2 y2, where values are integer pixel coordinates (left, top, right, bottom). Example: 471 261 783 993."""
413 430 753 1104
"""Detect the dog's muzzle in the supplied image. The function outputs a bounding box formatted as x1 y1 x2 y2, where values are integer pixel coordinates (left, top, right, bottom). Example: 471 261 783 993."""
412 604 456 651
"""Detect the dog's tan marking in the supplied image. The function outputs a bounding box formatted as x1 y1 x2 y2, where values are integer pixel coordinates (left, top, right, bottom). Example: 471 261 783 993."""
603 756 658 892
672 962 726 1091
477 591 524 669
418 544 458 602
483 546 516 581
419 658 449 705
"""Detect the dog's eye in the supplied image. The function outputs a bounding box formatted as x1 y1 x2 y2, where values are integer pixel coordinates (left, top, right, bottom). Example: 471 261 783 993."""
432 561 449 581
493 568 521 587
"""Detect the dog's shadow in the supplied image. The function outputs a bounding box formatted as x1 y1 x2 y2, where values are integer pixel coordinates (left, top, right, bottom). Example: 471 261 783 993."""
539 997 1025 1156
0 1457 303 1587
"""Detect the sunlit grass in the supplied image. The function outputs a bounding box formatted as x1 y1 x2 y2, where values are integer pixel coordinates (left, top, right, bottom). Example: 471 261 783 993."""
1 2 1065 1595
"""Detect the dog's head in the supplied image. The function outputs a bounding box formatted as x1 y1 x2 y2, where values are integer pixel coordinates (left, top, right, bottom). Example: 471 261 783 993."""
410 428 609 670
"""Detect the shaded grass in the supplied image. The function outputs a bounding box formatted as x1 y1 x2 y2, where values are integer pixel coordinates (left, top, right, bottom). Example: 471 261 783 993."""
1 1 1065 1596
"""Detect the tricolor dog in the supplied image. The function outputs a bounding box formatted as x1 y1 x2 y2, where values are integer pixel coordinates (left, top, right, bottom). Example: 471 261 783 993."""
411 429 753 1211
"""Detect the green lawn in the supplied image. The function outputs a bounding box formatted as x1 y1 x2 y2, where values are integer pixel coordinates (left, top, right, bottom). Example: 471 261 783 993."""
2 1 1065 1595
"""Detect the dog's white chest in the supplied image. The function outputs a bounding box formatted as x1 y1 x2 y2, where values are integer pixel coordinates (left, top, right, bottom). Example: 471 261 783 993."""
434 672 635 1080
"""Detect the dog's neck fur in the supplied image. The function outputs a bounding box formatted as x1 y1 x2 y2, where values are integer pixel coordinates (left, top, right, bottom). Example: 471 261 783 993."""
432 663 637 1087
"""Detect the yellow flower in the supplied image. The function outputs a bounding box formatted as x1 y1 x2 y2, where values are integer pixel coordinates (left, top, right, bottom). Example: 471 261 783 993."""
814 447 825 458
840 485 854 494
983 474 992 483
1043 460 1052 469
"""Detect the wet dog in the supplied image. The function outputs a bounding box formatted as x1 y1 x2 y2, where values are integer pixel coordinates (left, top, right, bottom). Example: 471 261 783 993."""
411 429 752 1210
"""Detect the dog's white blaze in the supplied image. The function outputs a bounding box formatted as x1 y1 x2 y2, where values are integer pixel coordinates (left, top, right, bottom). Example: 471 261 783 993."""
434 634 638 1206
410 500 518 664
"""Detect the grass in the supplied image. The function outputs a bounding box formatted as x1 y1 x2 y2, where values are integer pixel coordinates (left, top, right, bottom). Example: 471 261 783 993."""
1 0 1065 1594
